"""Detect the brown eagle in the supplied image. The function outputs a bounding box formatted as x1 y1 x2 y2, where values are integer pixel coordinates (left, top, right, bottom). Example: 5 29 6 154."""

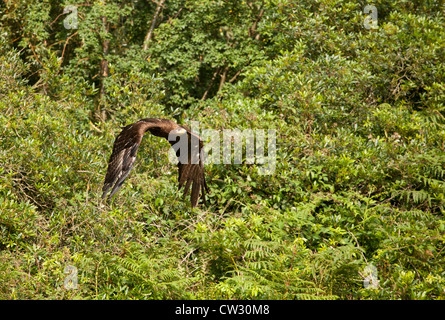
102 118 208 207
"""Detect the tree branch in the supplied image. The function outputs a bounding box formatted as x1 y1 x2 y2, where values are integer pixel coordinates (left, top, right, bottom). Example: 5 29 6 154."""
248 1 265 40
143 0 165 51
56 31 78 75
218 66 229 92
201 67 220 101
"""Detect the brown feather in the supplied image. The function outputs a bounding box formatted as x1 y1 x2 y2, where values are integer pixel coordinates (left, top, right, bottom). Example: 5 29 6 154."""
102 118 208 207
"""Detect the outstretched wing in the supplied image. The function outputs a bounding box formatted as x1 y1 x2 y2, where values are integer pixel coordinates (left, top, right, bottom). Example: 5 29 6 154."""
178 162 208 208
169 127 208 208
102 123 142 199
102 118 209 208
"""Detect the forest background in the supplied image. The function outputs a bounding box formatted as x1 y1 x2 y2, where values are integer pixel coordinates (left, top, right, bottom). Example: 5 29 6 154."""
0 0 444 299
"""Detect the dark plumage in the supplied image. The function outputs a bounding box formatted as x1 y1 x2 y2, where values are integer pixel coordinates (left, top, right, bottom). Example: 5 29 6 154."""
102 118 208 207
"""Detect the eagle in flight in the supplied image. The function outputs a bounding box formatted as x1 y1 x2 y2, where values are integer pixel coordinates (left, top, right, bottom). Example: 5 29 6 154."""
102 118 208 207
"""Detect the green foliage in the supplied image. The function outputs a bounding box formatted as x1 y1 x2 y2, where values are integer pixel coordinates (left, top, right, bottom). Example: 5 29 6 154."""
0 0 444 300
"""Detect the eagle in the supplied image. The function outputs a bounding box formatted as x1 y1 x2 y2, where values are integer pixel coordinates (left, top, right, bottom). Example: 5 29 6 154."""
102 118 208 208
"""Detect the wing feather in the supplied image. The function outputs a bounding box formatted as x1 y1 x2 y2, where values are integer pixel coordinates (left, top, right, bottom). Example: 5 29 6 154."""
176 152 206 207
102 118 208 208
167 125 207 207
190 166 201 208
181 166 194 196
102 124 142 199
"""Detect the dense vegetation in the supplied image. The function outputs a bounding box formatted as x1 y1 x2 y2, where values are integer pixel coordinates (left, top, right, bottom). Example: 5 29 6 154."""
0 0 444 300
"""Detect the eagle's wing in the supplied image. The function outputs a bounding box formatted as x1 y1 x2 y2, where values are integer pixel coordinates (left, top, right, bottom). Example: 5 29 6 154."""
102 119 208 208
177 131 208 207
102 123 143 199
168 126 208 208
178 161 208 208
